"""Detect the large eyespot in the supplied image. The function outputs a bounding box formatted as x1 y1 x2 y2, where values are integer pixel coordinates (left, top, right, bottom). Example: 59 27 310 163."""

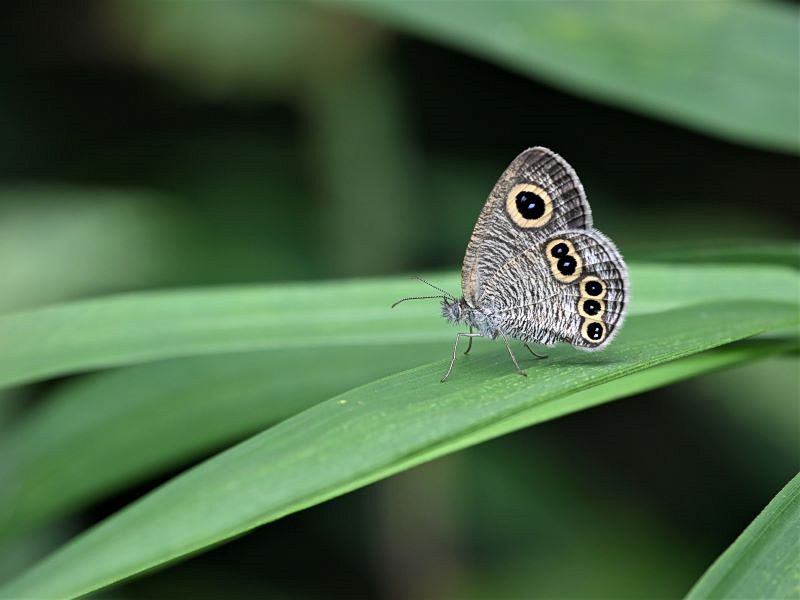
506 183 553 228
581 319 607 344
580 276 607 299
544 238 582 283
578 298 605 319
544 238 583 283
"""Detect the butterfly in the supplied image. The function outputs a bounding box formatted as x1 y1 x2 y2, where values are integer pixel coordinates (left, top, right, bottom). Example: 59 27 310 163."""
394 147 629 382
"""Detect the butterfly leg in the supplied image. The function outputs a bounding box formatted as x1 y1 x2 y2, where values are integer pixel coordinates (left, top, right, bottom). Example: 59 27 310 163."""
501 334 527 377
464 326 474 354
442 332 483 382
523 343 547 359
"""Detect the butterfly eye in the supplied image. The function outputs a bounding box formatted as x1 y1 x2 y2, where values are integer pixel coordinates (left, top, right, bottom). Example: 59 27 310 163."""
505 183 553 228
581 319 607 343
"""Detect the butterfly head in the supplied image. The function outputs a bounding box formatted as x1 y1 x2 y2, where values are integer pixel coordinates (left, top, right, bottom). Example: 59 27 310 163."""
441 297 470 325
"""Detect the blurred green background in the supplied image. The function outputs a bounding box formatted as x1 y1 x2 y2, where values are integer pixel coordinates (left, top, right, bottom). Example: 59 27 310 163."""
1 1 798 598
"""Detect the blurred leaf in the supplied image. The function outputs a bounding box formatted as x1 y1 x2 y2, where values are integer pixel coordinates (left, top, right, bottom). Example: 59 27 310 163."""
685 472 800 600
0 263 798 390
0 343 444 542
629 240 800 269
342 1 800 153
0 525 76 589
305 45 422 276
682 356 800 489
455 439 705 599
0 300 797 598
0 187 182 313
105 1 381 99
712 356 800 444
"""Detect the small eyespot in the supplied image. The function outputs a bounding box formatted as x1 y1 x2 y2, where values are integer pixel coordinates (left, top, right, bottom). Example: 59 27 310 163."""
581 319 607 344
557 256 577 276
587 322 604 340
578 297 606 319
505 183 553 228
585 281 602 296
550 242 569 258
583 299 601 315
580 276 607 299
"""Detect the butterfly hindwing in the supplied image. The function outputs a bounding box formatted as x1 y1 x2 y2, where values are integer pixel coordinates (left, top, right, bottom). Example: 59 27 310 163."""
485 229 629 350
461 147 593 306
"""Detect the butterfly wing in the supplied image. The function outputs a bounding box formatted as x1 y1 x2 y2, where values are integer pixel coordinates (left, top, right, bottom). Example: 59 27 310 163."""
462 147 593 307
484 229 629 350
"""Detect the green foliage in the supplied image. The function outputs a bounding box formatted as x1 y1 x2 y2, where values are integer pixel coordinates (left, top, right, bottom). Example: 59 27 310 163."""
686 473 800 599
0 263 797 389
2 1 798 598
0 259 797 597
630 240 800 269
0 187 182 313
0 343 445 542
345 1 800 153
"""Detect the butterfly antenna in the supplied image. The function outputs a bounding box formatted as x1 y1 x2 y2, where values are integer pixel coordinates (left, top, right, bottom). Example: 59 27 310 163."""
391 295 448 309
412 275 456 300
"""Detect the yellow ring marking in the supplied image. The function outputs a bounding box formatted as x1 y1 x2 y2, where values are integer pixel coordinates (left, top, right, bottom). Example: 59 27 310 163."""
545 238 582 283
544 238 578 260
506 183 553 228
578 297 606 319
579 275 607 300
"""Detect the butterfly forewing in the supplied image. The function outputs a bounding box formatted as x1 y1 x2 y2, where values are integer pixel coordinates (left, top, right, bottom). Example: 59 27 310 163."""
461 147 593 306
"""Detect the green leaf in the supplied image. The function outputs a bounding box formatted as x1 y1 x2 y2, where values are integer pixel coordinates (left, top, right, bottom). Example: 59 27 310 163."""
1 337 794 546
0 263 797 390
685 472 800 600
0 343 444 542
1 300 797 598
340 1 800 153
